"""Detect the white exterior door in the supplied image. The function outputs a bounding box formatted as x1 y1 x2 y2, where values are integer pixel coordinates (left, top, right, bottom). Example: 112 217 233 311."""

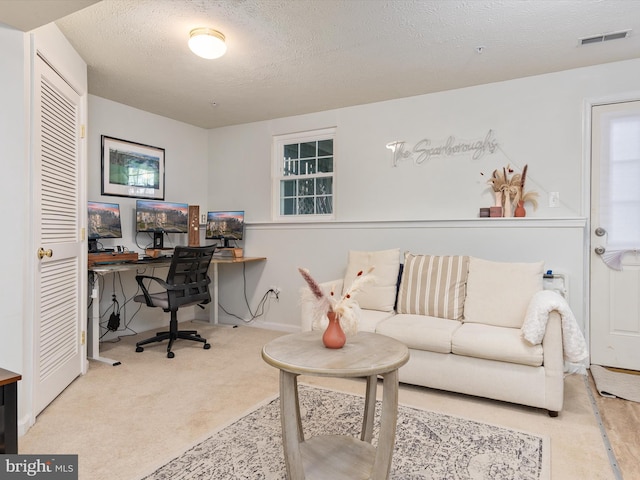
33 54 85 415
590 100 640 370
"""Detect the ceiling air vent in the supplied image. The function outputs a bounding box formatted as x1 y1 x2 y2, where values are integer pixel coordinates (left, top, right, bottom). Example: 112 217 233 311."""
580 29 631 46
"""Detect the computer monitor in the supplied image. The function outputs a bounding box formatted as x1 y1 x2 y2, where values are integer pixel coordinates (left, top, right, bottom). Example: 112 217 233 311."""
205 211 244 248
88 201 122 252
136 200 189 249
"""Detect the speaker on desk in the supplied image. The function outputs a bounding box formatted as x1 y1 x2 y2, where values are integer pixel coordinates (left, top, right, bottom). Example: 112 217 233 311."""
188 205 200 247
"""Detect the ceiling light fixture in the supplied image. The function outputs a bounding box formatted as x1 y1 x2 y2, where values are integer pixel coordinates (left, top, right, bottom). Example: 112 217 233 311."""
188 28 227 59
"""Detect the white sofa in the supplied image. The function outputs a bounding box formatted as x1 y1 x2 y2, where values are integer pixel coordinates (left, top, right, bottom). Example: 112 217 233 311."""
301 249 568 416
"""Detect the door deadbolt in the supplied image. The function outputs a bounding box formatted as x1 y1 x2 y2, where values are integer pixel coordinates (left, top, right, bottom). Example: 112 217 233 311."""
594 246 606 255
37 247 53 260
595 227 606 237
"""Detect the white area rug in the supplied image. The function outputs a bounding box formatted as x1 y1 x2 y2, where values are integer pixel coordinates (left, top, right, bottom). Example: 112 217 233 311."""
591 364 640 403
142 385 549 479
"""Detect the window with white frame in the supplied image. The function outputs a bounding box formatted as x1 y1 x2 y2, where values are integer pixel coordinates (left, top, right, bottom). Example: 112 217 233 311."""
272 128 335 220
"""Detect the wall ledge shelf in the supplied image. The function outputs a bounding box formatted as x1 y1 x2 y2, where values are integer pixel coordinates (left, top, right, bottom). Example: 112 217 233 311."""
249 217 587 231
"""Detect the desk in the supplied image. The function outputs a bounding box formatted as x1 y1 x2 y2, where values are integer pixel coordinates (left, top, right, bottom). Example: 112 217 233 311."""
262 331 409 480
0 368 21 454
89 255 266 365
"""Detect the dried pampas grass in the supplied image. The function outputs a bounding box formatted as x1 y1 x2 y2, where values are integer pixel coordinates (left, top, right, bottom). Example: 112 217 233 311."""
298 266 376 335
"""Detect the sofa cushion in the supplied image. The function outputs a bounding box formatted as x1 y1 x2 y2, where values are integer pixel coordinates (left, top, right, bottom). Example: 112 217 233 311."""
396 253 469 320
343 249 400 312
452 323 543 366
358 309 396 333
464 257 543 328
376 314 462 353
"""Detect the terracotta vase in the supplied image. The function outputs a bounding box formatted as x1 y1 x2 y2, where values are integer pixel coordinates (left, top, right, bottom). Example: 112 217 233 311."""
514 200 526 217
322 311 346 349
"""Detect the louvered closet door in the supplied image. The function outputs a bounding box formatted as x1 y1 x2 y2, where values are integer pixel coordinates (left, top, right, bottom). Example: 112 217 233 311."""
33 55 83 415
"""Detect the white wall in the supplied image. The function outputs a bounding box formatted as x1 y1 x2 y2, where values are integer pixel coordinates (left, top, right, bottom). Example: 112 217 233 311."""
0 25 28 377
207 58 640 335
88 95 210 339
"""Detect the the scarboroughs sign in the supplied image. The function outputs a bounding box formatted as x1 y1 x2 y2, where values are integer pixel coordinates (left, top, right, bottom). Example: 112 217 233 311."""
386 129 499 167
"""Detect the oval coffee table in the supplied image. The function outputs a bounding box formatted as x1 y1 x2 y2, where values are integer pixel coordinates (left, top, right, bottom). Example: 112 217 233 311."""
262 331 409 480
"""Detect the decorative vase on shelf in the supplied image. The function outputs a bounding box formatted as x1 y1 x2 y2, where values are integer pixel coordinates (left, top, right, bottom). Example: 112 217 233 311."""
322 311 346 349
503 197 512 217
515 200 526 217
494 191 502 207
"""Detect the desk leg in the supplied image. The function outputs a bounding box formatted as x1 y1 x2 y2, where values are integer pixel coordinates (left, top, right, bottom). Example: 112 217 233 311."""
371 369 399 480
209 263 219 324
361 374 377 442
280 371 304 479
87 273 120 366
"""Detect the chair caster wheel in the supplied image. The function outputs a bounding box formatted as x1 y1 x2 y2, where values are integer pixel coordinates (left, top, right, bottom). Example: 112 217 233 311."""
167 351 175 359
136 346 144 353
204 343 211 350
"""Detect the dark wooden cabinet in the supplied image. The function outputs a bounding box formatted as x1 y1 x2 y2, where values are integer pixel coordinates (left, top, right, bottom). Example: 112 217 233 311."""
0 368 21 454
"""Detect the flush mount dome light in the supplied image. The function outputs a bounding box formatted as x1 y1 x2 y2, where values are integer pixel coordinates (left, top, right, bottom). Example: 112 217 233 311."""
188 28 227 59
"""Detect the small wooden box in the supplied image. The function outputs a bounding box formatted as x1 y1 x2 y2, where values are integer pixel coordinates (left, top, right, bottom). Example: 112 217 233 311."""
216 247 243 258
145 248 173 258
489 206 503 218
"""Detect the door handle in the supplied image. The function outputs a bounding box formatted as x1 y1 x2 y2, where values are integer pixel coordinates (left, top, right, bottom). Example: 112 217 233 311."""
37 247 53 260
594 246 606 255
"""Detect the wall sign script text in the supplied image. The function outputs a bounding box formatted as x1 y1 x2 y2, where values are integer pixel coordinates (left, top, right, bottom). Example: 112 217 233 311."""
386 130 499 167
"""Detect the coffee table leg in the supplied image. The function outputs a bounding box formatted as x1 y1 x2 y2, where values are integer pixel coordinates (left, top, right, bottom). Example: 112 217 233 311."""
280 370 305 479
371 369 399 480
361 374 377 442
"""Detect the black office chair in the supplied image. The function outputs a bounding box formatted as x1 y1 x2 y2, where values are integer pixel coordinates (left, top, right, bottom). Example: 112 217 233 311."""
134 245 216 358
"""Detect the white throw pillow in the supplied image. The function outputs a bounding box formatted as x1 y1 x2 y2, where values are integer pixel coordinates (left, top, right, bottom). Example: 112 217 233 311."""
343 249 400 312
463 257 543 328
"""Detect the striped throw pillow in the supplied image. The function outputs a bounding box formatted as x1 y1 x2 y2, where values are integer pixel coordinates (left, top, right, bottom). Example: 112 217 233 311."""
397 254 469 320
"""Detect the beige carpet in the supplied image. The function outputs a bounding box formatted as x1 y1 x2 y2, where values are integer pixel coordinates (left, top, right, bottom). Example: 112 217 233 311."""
591 365 640 403
19 323 614 480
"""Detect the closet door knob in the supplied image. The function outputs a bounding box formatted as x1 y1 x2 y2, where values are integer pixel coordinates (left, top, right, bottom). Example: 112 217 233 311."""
37 247 53 260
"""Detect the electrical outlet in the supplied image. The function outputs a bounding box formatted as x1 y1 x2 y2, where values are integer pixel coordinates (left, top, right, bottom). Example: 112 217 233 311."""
270 286 281 296
200 213 207 224
549 192 560 208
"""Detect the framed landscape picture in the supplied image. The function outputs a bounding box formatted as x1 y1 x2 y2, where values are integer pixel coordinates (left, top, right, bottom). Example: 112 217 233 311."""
101 135 165 200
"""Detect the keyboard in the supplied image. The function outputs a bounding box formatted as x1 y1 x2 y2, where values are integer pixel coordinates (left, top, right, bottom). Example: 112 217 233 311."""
136 256 170 264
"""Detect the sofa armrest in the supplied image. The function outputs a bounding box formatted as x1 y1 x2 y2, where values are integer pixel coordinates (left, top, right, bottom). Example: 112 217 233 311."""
300 278 343 331
541 310 563 371
541 310 564 413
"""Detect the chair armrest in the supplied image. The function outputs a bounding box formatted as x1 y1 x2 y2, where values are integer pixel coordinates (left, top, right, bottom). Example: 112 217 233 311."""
135 275 169 306
300 278 343 331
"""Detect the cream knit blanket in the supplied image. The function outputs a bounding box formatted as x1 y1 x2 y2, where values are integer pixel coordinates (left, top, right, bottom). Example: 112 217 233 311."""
521 290 588 373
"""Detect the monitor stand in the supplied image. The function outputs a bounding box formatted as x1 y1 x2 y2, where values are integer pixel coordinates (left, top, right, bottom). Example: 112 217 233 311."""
153 232 164 249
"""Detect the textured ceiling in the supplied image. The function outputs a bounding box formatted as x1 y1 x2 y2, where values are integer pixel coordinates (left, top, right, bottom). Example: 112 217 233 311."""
6 1 640 129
